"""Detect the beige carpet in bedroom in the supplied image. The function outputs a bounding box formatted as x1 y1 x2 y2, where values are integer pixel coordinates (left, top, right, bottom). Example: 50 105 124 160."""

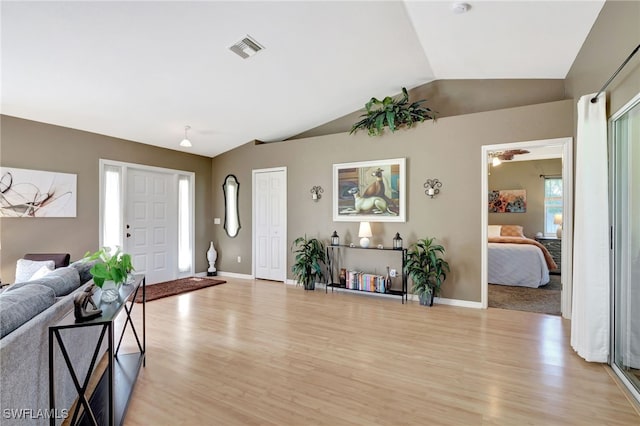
488 274 561 316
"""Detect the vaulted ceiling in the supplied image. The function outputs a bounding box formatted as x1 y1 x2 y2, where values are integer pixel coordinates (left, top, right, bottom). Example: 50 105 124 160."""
1 1 605 157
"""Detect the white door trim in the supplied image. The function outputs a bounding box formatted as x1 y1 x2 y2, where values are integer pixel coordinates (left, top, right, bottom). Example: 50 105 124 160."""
480 137 574 319
252 167 287 282
98 159 195 279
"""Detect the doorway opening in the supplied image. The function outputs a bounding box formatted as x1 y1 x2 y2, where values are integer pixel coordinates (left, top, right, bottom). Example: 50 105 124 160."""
481 138 573 318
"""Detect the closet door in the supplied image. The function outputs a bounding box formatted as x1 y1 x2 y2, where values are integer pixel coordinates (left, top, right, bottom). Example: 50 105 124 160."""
254 168 286 282
611 94 640 399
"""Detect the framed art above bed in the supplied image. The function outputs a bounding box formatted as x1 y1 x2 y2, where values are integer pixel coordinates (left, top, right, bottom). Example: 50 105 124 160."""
488 189 526 213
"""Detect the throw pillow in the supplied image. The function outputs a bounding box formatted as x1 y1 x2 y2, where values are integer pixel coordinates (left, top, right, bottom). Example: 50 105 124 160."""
501 225 525 238
30 265 53 281
15 259 55 283
488 225 502 238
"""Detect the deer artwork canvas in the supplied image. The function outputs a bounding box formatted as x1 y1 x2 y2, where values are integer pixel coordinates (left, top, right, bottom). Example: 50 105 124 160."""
333 158 406 222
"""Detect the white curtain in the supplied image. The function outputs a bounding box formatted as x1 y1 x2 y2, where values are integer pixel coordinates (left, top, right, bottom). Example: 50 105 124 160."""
571 92 609 362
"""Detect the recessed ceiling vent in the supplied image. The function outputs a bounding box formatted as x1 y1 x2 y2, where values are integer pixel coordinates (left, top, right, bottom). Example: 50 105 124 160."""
229 35 264 59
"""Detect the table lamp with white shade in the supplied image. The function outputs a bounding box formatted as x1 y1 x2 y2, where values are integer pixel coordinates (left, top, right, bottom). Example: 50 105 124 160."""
554 213 563 238
358 222 372 248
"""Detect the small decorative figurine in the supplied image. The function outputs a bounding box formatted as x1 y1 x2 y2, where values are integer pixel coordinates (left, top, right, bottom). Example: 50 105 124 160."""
74 284 102 322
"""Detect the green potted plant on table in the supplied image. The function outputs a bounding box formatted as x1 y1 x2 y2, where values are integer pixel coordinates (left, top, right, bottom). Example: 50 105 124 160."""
84 247 134 304
291 236 326 291
405 237 450 307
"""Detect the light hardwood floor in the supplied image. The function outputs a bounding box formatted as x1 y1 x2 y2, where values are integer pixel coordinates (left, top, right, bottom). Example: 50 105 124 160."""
122 278 640 425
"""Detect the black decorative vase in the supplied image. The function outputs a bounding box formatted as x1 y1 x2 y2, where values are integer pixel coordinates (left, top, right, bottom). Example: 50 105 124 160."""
385 266 392 293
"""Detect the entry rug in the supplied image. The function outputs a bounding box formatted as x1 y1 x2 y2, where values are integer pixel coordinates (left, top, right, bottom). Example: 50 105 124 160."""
132 276 226 303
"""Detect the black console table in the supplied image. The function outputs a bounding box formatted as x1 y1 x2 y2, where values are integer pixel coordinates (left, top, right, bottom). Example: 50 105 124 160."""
326 245 407 303
49 275 145 426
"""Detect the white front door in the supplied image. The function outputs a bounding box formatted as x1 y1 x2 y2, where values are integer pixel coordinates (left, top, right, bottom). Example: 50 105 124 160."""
126 168 178 284
254 168 286 281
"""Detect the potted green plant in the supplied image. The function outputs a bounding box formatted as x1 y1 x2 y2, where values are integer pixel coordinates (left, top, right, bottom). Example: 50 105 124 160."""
84 247 134 303
291 236 326 291
405 237 450 307
350 87 436 136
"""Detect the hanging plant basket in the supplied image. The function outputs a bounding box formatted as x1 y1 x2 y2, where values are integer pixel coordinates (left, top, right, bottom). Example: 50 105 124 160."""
350 87 436 137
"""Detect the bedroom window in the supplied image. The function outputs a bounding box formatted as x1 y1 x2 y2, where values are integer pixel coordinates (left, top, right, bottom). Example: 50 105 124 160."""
544 177 563 237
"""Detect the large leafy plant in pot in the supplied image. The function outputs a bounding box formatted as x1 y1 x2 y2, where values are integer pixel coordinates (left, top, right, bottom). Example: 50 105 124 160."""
350 87 436 136
405 237 450 307
84 247 134 303
291 236 326 291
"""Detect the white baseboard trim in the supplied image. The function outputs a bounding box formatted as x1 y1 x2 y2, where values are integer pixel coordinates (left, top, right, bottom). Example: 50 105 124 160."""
434 297 483 309
405 293 482 309
217 271 255 280
212 276 482 308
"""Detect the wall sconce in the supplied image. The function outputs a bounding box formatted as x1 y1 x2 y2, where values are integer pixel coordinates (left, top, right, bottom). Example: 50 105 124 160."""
310 186 323 201
424 179 442 198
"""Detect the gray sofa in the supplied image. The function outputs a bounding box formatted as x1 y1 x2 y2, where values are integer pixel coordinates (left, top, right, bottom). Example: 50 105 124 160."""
0 260 104 426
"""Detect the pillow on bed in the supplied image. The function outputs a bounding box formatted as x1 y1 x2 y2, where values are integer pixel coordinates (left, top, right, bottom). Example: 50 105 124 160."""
488 225 502 238
500 225 525 237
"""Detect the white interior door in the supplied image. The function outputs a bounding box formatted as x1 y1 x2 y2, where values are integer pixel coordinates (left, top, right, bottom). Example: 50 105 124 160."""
254 168 286 281
126 168 178 284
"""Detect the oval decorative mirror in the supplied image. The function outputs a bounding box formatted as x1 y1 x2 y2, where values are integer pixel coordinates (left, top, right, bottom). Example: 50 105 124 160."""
223 174 240 238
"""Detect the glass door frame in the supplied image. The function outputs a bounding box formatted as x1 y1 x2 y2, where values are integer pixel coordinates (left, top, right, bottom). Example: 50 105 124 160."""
609 91 640 403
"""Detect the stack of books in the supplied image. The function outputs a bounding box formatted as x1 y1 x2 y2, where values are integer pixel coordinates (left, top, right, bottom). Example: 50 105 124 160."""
345 271 389 293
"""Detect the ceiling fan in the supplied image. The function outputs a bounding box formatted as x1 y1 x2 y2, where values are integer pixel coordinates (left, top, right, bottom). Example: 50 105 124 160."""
491 149 530 161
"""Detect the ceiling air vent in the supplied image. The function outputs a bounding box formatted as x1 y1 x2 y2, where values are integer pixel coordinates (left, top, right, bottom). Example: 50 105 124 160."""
229 35 264 59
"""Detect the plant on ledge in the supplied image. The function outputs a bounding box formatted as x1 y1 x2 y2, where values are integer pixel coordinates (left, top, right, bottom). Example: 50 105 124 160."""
350 87 436 136
291 236 326 291
405 237 450 307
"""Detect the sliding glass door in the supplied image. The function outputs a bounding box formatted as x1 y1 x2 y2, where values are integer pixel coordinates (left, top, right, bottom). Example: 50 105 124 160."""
611 93 640 400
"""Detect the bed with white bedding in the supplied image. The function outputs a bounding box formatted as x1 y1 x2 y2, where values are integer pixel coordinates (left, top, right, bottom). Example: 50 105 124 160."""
488 242 550 287
487 225 557 288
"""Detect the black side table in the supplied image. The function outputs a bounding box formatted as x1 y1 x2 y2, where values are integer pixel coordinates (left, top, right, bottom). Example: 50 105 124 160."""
535 237 562 274
49 275 145 426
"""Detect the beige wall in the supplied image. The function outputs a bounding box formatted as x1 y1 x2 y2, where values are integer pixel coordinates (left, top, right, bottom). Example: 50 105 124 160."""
565 0 640 118
0 115 213 283
290 79 566 140
212 100 573 302
488 159 562 238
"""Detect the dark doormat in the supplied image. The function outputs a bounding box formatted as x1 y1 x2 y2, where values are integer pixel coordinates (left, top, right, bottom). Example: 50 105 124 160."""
133 276 226 303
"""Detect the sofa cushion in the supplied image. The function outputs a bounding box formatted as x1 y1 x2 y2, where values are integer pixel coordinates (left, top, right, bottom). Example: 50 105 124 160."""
70 259 98 285
9 267 81 297
15 259 55 283
23 253 71 269
0 284 56 338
